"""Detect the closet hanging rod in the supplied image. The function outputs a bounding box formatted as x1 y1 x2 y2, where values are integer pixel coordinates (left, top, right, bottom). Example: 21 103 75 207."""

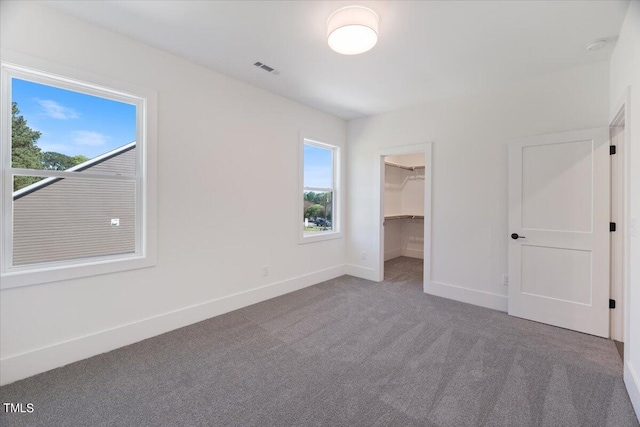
384 162 426 171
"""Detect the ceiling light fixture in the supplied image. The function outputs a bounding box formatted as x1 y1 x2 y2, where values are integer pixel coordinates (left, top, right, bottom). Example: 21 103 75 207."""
327 6 378 55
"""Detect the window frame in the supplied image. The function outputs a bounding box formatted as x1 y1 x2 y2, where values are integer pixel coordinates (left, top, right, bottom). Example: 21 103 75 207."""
0 53 157 289
299 135 342 244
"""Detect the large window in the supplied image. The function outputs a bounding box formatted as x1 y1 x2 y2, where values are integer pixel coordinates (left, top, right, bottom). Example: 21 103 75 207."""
300 137 341 243
1 59 156 288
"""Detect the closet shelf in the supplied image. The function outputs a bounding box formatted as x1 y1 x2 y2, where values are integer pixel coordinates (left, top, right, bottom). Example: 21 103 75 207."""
385 161 426 171
384 214 424 220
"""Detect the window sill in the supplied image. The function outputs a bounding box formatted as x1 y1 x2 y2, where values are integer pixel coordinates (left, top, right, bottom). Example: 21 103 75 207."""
299 231 343 245
0 254 156 290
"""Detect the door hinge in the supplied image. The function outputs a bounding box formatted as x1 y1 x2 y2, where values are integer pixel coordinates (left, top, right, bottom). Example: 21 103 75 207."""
610 222 617 232
610 145 617 155
610 299 616 309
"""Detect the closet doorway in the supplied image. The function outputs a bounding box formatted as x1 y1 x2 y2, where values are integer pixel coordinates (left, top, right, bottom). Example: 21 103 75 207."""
375 144 432 289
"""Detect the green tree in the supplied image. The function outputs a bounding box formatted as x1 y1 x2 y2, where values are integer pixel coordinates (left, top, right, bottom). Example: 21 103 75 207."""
41 152 89 170
316 192 329 205
305 204 325 219
304 191 333 206
304 191 317 203
12 102 43 190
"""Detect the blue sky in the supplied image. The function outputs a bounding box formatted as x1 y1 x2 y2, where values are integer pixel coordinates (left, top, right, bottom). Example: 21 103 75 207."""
12 78 136 159
304 144 333 189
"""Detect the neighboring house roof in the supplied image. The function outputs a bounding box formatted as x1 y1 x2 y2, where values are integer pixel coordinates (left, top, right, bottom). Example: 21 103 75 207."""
13 141 136 201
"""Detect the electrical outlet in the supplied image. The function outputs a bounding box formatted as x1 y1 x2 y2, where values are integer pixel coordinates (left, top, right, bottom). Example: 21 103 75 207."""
361 251 367 260
502 274 509 286
262 265 269 277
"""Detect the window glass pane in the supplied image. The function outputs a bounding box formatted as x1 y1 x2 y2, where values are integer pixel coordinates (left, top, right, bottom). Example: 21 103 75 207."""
11 78 137 184
13 175 136 266
303 143 333 188
303 191 333 233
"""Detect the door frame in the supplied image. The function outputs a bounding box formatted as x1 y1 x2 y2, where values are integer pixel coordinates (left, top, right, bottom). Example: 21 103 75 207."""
374 143 432 289
610 101 627 342
609 87 631 352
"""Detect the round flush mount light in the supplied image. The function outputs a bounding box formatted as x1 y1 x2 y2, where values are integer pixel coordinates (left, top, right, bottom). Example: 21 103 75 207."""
327 6 379 55
585 39 608 51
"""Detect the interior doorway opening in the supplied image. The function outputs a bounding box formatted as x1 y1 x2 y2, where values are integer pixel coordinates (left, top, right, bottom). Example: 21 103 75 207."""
375 144 432 289
383 153 425 281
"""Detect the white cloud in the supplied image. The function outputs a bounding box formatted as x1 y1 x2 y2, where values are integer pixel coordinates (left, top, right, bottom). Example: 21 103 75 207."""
37 99 79 120
72 131 108 146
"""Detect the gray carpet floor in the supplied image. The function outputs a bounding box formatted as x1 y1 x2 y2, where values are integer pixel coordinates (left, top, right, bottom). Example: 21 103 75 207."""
1 257 638 426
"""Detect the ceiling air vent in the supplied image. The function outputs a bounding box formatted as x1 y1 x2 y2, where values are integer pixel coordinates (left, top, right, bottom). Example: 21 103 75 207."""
253 61 279 75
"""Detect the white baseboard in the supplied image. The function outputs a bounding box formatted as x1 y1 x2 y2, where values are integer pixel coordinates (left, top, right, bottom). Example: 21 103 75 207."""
346 264 379 281
424 280 508 312
402 248 424 259
384 248 423 261
384 248 403 261
0 265 347 386
625 361 640 422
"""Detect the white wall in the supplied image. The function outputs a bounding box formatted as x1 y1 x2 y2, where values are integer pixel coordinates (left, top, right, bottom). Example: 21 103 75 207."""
386 219 424 261
384 165 405 217
401 171 425 216
0 2 346 385
348 60 610 311
383 219 404 261
610 0 640 416
384 219 425 261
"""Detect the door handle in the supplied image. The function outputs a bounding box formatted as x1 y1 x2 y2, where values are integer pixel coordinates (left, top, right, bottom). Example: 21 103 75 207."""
511 233 525 240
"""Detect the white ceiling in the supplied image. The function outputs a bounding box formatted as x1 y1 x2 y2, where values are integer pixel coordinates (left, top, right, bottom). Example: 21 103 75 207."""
41 0 630 119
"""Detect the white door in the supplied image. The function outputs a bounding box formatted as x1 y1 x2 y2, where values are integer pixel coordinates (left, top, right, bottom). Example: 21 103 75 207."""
508 128 610 337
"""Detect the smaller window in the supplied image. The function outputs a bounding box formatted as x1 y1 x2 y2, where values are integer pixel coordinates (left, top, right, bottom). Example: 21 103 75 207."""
300 137 341 243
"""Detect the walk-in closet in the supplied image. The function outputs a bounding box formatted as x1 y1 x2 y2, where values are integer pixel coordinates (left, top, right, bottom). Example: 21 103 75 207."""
383 153 425 262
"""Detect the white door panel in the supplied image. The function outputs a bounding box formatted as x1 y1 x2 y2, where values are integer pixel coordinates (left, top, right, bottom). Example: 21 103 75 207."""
521 140 593 232
520 245 592 305
508 128 610 337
